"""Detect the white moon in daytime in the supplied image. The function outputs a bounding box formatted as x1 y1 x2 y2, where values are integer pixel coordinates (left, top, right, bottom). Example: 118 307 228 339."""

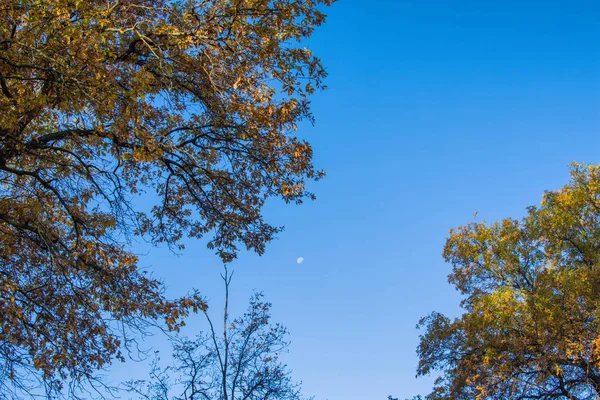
296 257 304 264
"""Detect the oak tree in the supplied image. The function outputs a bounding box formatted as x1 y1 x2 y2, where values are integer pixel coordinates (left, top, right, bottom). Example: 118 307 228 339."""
0 0 330 396
126 268 309 400
416 164 600 400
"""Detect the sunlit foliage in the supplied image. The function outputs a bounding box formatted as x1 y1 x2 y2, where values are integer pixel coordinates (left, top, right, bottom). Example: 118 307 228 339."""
417 164 600 400
0 0 330 396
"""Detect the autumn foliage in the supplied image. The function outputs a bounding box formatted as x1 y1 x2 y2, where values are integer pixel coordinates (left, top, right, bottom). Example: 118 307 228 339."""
416 164 600 400
0 0 330 395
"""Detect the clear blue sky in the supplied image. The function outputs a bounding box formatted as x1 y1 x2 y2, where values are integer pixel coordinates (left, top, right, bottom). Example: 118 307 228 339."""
112 1 600 399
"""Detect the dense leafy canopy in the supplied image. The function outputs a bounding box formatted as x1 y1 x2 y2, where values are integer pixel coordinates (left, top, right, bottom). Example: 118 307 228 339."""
417 164 600 400
0 0 330 395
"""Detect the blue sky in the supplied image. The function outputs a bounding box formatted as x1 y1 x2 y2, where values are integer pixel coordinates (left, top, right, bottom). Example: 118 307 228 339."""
114 1 600 399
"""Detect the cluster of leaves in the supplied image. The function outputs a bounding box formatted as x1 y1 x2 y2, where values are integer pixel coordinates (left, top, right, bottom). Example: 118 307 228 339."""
126 270 308 400
0 0 330 396
416 164 600 399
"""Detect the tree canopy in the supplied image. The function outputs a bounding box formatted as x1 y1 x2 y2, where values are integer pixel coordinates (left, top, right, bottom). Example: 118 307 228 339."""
0 0 330 395
416 164 600 400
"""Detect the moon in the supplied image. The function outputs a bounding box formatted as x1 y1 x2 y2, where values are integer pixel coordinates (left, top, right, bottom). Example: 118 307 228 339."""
296 257 304 264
